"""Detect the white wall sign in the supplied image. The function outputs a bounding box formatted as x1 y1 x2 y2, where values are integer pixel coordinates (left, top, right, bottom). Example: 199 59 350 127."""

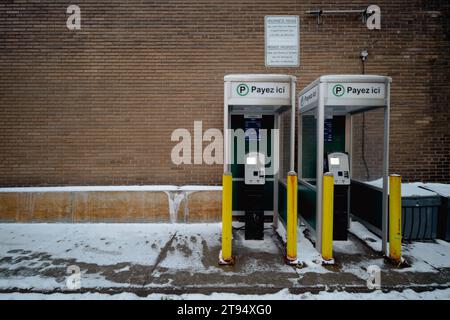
265 16 299 67
231 82 290 98
327 83 386 99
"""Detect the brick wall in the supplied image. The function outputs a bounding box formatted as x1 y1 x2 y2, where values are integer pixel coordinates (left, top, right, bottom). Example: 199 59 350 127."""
0 0 449 186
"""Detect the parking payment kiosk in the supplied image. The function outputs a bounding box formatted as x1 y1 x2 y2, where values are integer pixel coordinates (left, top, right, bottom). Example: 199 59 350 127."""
244 152 266 239
223 74 297 242
326 152 350 185
244 152 265 185
326 152 350 240
298 75 392 254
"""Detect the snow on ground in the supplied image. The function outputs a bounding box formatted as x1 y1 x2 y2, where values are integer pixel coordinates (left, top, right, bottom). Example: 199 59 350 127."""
1 288 449 300
296 227 329 274
333 240 367 255
0 222 309 291
0 223 225 290
1 222 449 298
349 221 382 252
349 221 450 272
275 222 328 273
403 240 450 271
0 223 224 268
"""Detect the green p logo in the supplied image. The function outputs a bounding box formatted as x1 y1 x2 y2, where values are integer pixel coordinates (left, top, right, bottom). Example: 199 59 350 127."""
237 84 249 96
332 84 345 97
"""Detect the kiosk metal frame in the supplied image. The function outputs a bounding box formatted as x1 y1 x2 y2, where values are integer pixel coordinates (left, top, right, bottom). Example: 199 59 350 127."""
298 75 392 254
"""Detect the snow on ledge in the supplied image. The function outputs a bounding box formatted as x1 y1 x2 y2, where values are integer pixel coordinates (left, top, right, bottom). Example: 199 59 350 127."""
420 183 450 198
0 185 222 193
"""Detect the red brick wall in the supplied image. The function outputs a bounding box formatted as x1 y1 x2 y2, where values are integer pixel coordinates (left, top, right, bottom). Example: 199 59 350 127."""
0 0 449 186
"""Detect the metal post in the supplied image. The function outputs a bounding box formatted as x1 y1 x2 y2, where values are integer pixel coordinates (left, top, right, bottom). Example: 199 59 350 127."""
382 82 390 255
348 114 353 229
223 81 230 173
322 172 334 262
316 82 326 251
219 172 233 265
286 171 298 263
290 79 296 172
389 174 402 262
273 114 280 229
345 115 352 229
298 111 303 179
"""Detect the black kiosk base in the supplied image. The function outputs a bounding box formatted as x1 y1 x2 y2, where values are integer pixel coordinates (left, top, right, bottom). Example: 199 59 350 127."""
244 185 265 240
334 185 349 240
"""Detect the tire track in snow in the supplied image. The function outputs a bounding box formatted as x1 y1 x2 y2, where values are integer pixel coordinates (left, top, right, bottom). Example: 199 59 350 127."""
141 232 178 287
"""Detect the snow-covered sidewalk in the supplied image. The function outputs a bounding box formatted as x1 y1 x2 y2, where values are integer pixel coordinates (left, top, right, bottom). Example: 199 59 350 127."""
2 288 450 300
0 223 449 299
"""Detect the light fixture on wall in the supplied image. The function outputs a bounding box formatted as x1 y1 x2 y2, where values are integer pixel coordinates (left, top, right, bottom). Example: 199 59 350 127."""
360 50 369 61
360 50 368 74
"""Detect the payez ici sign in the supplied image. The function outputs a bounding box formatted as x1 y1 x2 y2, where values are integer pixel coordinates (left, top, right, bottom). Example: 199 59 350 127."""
232 82 290 98
330 83 386 99
300 82 386 109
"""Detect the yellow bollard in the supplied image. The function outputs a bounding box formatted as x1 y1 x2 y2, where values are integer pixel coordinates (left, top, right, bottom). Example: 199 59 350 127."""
220 172 233 264
286 171 298 263
322 173 334 262
389 174 402 262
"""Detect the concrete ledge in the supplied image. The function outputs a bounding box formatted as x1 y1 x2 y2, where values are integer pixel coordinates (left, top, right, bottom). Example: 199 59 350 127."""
185 191 222 222
0 186 222 223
